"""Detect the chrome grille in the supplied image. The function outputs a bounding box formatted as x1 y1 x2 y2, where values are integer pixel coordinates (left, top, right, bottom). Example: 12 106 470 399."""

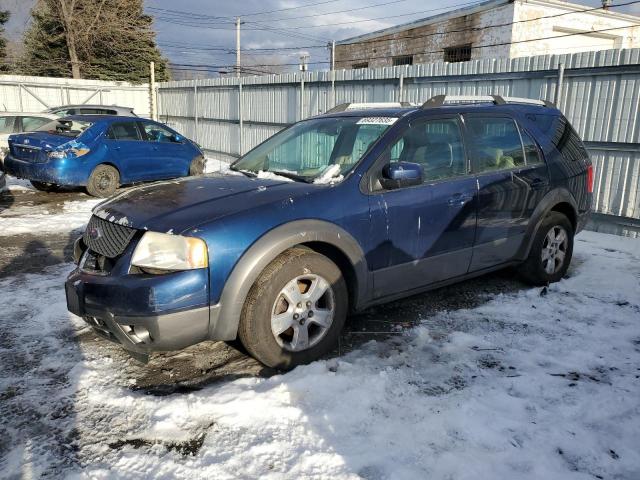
83 215 137 258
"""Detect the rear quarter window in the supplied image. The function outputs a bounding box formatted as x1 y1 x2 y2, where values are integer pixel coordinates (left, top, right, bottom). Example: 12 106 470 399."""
530 114 587 162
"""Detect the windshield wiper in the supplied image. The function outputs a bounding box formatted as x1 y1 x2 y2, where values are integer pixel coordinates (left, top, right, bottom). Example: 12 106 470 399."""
269 170 312 183
229 165 256 178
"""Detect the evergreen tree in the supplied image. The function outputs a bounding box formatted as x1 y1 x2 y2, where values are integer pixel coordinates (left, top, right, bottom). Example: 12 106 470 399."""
0 10 9 73
20 0 169 83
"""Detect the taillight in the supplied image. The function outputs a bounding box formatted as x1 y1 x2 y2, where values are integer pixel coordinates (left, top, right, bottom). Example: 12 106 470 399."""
586 164 594 194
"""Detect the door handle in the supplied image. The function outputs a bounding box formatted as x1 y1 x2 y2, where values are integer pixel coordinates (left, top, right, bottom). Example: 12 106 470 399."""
448 193 472 207
114 146 121 150
530 178 547 187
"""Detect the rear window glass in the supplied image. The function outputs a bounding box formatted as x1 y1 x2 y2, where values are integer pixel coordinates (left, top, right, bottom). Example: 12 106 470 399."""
36 119 94 138
0 116 15 134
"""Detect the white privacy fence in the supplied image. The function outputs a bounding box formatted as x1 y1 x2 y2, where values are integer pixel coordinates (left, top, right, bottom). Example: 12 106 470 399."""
0 74 151 117
156 48 640 221
1 49 638 221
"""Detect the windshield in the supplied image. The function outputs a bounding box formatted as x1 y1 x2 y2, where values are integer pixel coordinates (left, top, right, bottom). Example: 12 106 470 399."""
232 116 396 183
36 119 94 138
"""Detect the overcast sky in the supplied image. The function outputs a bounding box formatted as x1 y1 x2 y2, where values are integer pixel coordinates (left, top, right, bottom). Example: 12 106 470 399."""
4 0 640 75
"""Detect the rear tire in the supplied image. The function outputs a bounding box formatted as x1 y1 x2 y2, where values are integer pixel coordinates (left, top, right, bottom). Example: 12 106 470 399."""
520 212 574 286
238 247 348 370
86 164 119 197
189 156 205 176
30 181 61 193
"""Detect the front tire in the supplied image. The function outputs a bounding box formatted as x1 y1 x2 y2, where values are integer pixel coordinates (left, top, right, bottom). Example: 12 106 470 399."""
189 156 205 176
238 247 348 370
86 164 119 197
520 212 574 286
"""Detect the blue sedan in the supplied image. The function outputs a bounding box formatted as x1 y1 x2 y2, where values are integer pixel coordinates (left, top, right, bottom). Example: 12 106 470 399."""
4 116 205 197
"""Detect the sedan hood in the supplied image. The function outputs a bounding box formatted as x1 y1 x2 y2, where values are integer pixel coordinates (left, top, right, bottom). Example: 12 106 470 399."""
94 173 315 234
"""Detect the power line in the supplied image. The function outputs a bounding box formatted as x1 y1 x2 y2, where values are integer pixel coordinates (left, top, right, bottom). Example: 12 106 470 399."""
168 23 640 70
274 0 639 30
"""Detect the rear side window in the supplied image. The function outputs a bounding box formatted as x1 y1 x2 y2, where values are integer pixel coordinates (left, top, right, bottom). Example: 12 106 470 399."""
108 122 141 141
464 116 524 172
521 130 543 165
0 116 15 134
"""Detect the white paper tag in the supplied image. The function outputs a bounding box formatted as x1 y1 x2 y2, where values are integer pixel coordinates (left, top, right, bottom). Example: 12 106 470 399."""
356 117 398 126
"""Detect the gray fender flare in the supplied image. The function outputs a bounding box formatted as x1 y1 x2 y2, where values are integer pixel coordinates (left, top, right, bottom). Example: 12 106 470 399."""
516 187 578 260
208 220 369 340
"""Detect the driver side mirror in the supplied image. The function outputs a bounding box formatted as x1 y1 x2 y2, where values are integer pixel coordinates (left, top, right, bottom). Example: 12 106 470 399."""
381 162 423 189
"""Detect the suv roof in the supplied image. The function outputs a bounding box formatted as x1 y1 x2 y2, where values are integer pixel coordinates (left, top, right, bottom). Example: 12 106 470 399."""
319 95 559 119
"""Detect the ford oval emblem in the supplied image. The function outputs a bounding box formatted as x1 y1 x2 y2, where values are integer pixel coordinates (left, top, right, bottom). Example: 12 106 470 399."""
88 226 102 240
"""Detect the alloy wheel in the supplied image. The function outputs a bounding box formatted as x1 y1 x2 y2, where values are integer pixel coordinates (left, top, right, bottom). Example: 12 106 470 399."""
271 274 335 352
541 225 568 275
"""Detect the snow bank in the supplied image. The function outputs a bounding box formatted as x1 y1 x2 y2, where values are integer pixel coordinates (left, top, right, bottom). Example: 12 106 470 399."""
1 232 639 479
0 198 101 236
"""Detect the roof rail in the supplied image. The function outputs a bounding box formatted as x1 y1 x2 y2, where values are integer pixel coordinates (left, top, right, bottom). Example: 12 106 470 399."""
421 95 555 109
326 102 416 113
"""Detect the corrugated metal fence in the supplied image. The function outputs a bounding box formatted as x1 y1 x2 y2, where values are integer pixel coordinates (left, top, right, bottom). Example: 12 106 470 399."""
0 74 151 117
157 48 640 221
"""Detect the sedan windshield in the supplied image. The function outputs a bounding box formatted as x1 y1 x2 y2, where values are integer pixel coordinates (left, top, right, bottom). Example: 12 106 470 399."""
36 119 94 138
232 116 396 183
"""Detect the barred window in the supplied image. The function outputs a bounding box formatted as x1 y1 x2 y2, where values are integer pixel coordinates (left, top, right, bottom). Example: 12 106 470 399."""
443 44 472 63
352 62 369 69
392 55 413 66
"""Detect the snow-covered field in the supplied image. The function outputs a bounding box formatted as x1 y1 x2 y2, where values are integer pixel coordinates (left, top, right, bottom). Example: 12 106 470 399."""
1 226 639 479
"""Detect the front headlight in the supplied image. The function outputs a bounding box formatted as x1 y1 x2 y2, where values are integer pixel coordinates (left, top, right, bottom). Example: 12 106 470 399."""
131 232 208 272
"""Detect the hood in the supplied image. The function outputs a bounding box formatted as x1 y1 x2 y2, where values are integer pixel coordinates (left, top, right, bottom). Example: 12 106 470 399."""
93 173 318 234
9 132 74 151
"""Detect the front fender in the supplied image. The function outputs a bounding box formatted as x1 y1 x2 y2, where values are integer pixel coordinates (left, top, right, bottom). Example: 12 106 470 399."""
208 219 368 340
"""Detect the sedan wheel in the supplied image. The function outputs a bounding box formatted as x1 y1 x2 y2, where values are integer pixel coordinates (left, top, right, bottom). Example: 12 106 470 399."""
541 226 568 275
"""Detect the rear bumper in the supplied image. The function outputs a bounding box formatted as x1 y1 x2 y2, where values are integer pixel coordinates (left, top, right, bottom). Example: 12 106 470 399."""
4 154 87 186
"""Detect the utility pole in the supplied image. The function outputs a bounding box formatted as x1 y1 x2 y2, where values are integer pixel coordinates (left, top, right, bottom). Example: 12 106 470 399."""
236 17 241 77
149 61 157 121
330 40 336 108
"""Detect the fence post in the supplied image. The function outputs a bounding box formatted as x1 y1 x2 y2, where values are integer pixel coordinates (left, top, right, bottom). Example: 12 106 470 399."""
300 72 305 121
194 83 198 143
18 85 23 111
238 80 244 157
555 62 565 107
398 73 404 103
149 61 158 120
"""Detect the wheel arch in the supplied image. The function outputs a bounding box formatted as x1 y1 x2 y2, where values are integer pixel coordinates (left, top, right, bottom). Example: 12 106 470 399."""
518 188 579 260
208 220 369 341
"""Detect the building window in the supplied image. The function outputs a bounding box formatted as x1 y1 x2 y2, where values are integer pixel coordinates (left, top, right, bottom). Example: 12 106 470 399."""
352 62 369 69
443 44 472 63
392 55 413 66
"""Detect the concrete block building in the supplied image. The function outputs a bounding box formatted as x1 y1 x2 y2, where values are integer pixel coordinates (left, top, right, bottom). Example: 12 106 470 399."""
334 0 640 69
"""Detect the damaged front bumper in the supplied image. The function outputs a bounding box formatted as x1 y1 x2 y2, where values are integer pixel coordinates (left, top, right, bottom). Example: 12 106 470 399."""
65 241 213 362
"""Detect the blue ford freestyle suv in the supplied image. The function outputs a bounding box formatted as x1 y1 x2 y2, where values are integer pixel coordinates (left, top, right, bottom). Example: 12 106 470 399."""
5 116 204 197
66 95 593 368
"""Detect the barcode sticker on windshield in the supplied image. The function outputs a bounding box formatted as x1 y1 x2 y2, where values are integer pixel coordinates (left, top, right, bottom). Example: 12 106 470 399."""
357 117 398 125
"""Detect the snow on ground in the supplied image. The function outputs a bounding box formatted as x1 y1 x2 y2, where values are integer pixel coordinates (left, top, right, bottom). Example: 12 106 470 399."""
0 197 102 236
1 231 639 479
4 176 36 192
